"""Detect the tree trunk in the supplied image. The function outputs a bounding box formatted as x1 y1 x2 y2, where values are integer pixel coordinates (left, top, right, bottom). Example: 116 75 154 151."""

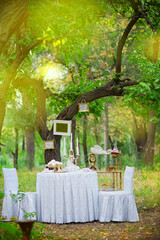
13 128 18 169
83 115 88 167
144 110 156 165
132 111 147 154
22 135 25 151
44 134 61 164
26 129 35 169
0 43 31 135
104 103 110 167
135 124 147 153
0 61 21 135
72 118 76 156
132 110 156 166
109 136 114 150
15 77 62 164
94 117 102 170
76 125 81 166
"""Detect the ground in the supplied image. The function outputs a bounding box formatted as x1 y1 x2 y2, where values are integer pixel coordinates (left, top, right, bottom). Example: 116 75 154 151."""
0 201 160 239
40 207 160 240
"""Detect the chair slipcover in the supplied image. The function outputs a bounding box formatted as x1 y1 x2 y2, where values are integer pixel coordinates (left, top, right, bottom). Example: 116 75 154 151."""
98 166 139 222
2 168 37 221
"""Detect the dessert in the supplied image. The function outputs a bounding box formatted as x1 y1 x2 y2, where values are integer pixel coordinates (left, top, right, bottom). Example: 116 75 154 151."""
45 159 63 172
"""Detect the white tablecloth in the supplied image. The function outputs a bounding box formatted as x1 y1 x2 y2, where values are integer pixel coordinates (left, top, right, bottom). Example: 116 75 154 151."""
36 171 99 224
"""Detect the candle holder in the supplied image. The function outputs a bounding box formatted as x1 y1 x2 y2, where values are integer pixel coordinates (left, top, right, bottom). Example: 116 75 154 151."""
68 149 76 164
76 154 80 165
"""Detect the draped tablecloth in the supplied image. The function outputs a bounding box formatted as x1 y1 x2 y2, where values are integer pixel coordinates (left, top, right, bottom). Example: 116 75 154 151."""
36 171 99 224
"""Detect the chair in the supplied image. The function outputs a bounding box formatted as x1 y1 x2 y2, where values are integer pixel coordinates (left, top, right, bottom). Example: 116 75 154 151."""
2 168 37 221
98 166 139 222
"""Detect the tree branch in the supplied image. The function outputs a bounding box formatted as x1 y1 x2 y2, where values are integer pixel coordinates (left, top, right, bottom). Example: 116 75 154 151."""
116 10 142 76
57 79 137 120
13 76 138 123
0 0 28 54
129 0 140 13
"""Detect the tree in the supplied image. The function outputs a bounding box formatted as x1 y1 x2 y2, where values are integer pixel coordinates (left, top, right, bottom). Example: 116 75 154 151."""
123 24 160 165
0 0 105 136
1 0 160 164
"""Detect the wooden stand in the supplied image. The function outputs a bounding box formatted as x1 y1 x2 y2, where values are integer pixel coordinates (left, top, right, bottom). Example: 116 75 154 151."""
111 150 122 190
98 150 122 191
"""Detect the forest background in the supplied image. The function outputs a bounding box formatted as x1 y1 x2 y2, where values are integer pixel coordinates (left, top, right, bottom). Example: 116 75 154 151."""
0 0 160 171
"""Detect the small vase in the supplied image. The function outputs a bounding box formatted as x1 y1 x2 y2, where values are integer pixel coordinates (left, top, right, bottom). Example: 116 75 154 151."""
17 220 35 240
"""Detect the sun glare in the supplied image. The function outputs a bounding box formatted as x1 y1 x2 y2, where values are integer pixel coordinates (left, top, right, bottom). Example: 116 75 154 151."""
42 63 69 91
45 67 63 80
34 56 69 91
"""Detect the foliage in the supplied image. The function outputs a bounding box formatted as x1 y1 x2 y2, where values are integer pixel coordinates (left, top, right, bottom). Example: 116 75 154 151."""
10 190 24 220
30 222 46 240
10 190 36 220
134 166 160 209
0 221 46 240
0 222 22 240
0 126 45 169
124 52 160 117
22 209 37 220
10 190 25 204
1 0 160 166
122 26 160 119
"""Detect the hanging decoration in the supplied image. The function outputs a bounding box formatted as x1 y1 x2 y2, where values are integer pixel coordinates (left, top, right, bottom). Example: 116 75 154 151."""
78 99 89 112
43 140 54 149
53 120 71 136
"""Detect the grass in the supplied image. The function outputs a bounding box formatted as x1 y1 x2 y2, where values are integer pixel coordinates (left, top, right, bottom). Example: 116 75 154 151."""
0 221 22 240
0 221 46 240
133 167 160 209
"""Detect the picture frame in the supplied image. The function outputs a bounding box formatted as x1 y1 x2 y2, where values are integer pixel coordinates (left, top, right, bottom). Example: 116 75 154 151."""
78 102 89 112
53 120 71 136
44 140 54 149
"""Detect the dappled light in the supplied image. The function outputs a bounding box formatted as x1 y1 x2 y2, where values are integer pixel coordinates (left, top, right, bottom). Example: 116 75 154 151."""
34 57 69 91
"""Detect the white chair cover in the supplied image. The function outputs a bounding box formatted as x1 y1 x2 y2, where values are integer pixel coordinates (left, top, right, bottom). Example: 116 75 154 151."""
2 168 37 221
98 166 139 222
